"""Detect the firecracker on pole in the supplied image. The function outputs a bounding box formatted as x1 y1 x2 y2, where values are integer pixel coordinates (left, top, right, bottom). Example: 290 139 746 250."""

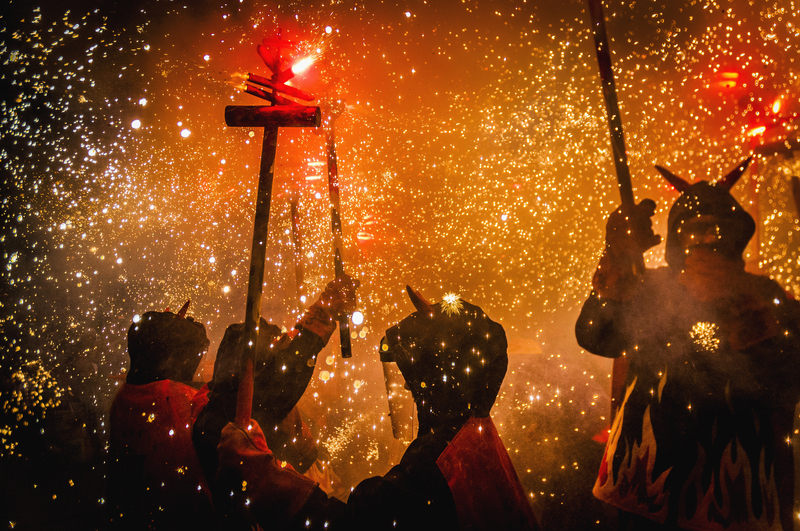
224 32 320 427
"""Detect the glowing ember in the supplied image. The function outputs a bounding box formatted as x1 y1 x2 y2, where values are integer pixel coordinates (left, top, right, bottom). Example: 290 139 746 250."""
440 293 464 316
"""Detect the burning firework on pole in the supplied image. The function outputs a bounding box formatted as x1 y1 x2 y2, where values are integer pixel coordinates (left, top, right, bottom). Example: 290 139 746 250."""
224 32 320 427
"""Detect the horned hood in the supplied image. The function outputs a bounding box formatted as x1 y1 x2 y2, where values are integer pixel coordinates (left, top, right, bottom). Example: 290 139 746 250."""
382 289 508 434
127 308 209 384
658 159 755 268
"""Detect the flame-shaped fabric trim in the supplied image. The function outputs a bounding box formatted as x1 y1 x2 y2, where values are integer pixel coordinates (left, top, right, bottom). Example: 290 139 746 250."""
594 376 671 524
656 367 667 403
677 434 781 531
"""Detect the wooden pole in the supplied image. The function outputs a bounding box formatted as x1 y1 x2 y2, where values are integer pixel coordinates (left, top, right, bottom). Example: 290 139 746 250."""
325 110 353 358
750 158 760 269
290 193 306 311
225 105 320 128
587 0 638 423
226 104 320 427
236 125 279 426
587 0 635 209
229 32 320 426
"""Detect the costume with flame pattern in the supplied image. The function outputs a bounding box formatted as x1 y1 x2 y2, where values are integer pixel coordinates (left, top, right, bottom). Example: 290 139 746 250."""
576 159 800 531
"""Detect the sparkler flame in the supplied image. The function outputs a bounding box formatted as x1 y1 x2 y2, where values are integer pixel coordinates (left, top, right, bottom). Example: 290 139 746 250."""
290 56 315 75
441 293 464 316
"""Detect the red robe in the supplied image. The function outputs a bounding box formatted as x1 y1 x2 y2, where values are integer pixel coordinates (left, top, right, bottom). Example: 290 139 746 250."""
108 380 218 530
437 417 540 531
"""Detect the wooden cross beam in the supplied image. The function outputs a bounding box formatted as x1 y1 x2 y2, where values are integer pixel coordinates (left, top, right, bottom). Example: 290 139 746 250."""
226 104 321 426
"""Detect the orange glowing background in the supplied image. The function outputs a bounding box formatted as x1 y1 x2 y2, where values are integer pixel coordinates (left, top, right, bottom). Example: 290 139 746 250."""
1 0 799 527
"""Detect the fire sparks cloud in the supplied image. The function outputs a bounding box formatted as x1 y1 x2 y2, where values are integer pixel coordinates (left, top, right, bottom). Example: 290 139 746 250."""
1 0 799 527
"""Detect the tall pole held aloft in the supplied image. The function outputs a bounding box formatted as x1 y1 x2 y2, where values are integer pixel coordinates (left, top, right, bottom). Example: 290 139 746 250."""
324 103 353 358
587 0 642 422
226 107 321 427
237 125 279 426
588 0 636 210
226 34 320 426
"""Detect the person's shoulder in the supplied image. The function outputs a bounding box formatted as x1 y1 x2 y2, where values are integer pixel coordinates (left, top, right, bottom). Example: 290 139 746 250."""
746 272 793 298
400 431 450 469
743 273 800 318
118 379 199 401
163 378 202 397
261 321 284 340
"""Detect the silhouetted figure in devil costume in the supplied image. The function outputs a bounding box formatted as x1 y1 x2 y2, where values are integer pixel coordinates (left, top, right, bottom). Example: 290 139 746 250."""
109 275 357 530
196 286 537 530
108 302 219 530
576 158 800 531
347 287 540 531
194 274 357 530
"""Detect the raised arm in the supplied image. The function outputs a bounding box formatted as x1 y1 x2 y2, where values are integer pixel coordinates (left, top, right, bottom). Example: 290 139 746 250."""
576 200 660 357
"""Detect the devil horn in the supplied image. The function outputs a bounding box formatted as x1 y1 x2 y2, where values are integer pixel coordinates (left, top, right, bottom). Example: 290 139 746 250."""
406 285 433 315
176 299 191 318
716 157 753 191
655 165 691 192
